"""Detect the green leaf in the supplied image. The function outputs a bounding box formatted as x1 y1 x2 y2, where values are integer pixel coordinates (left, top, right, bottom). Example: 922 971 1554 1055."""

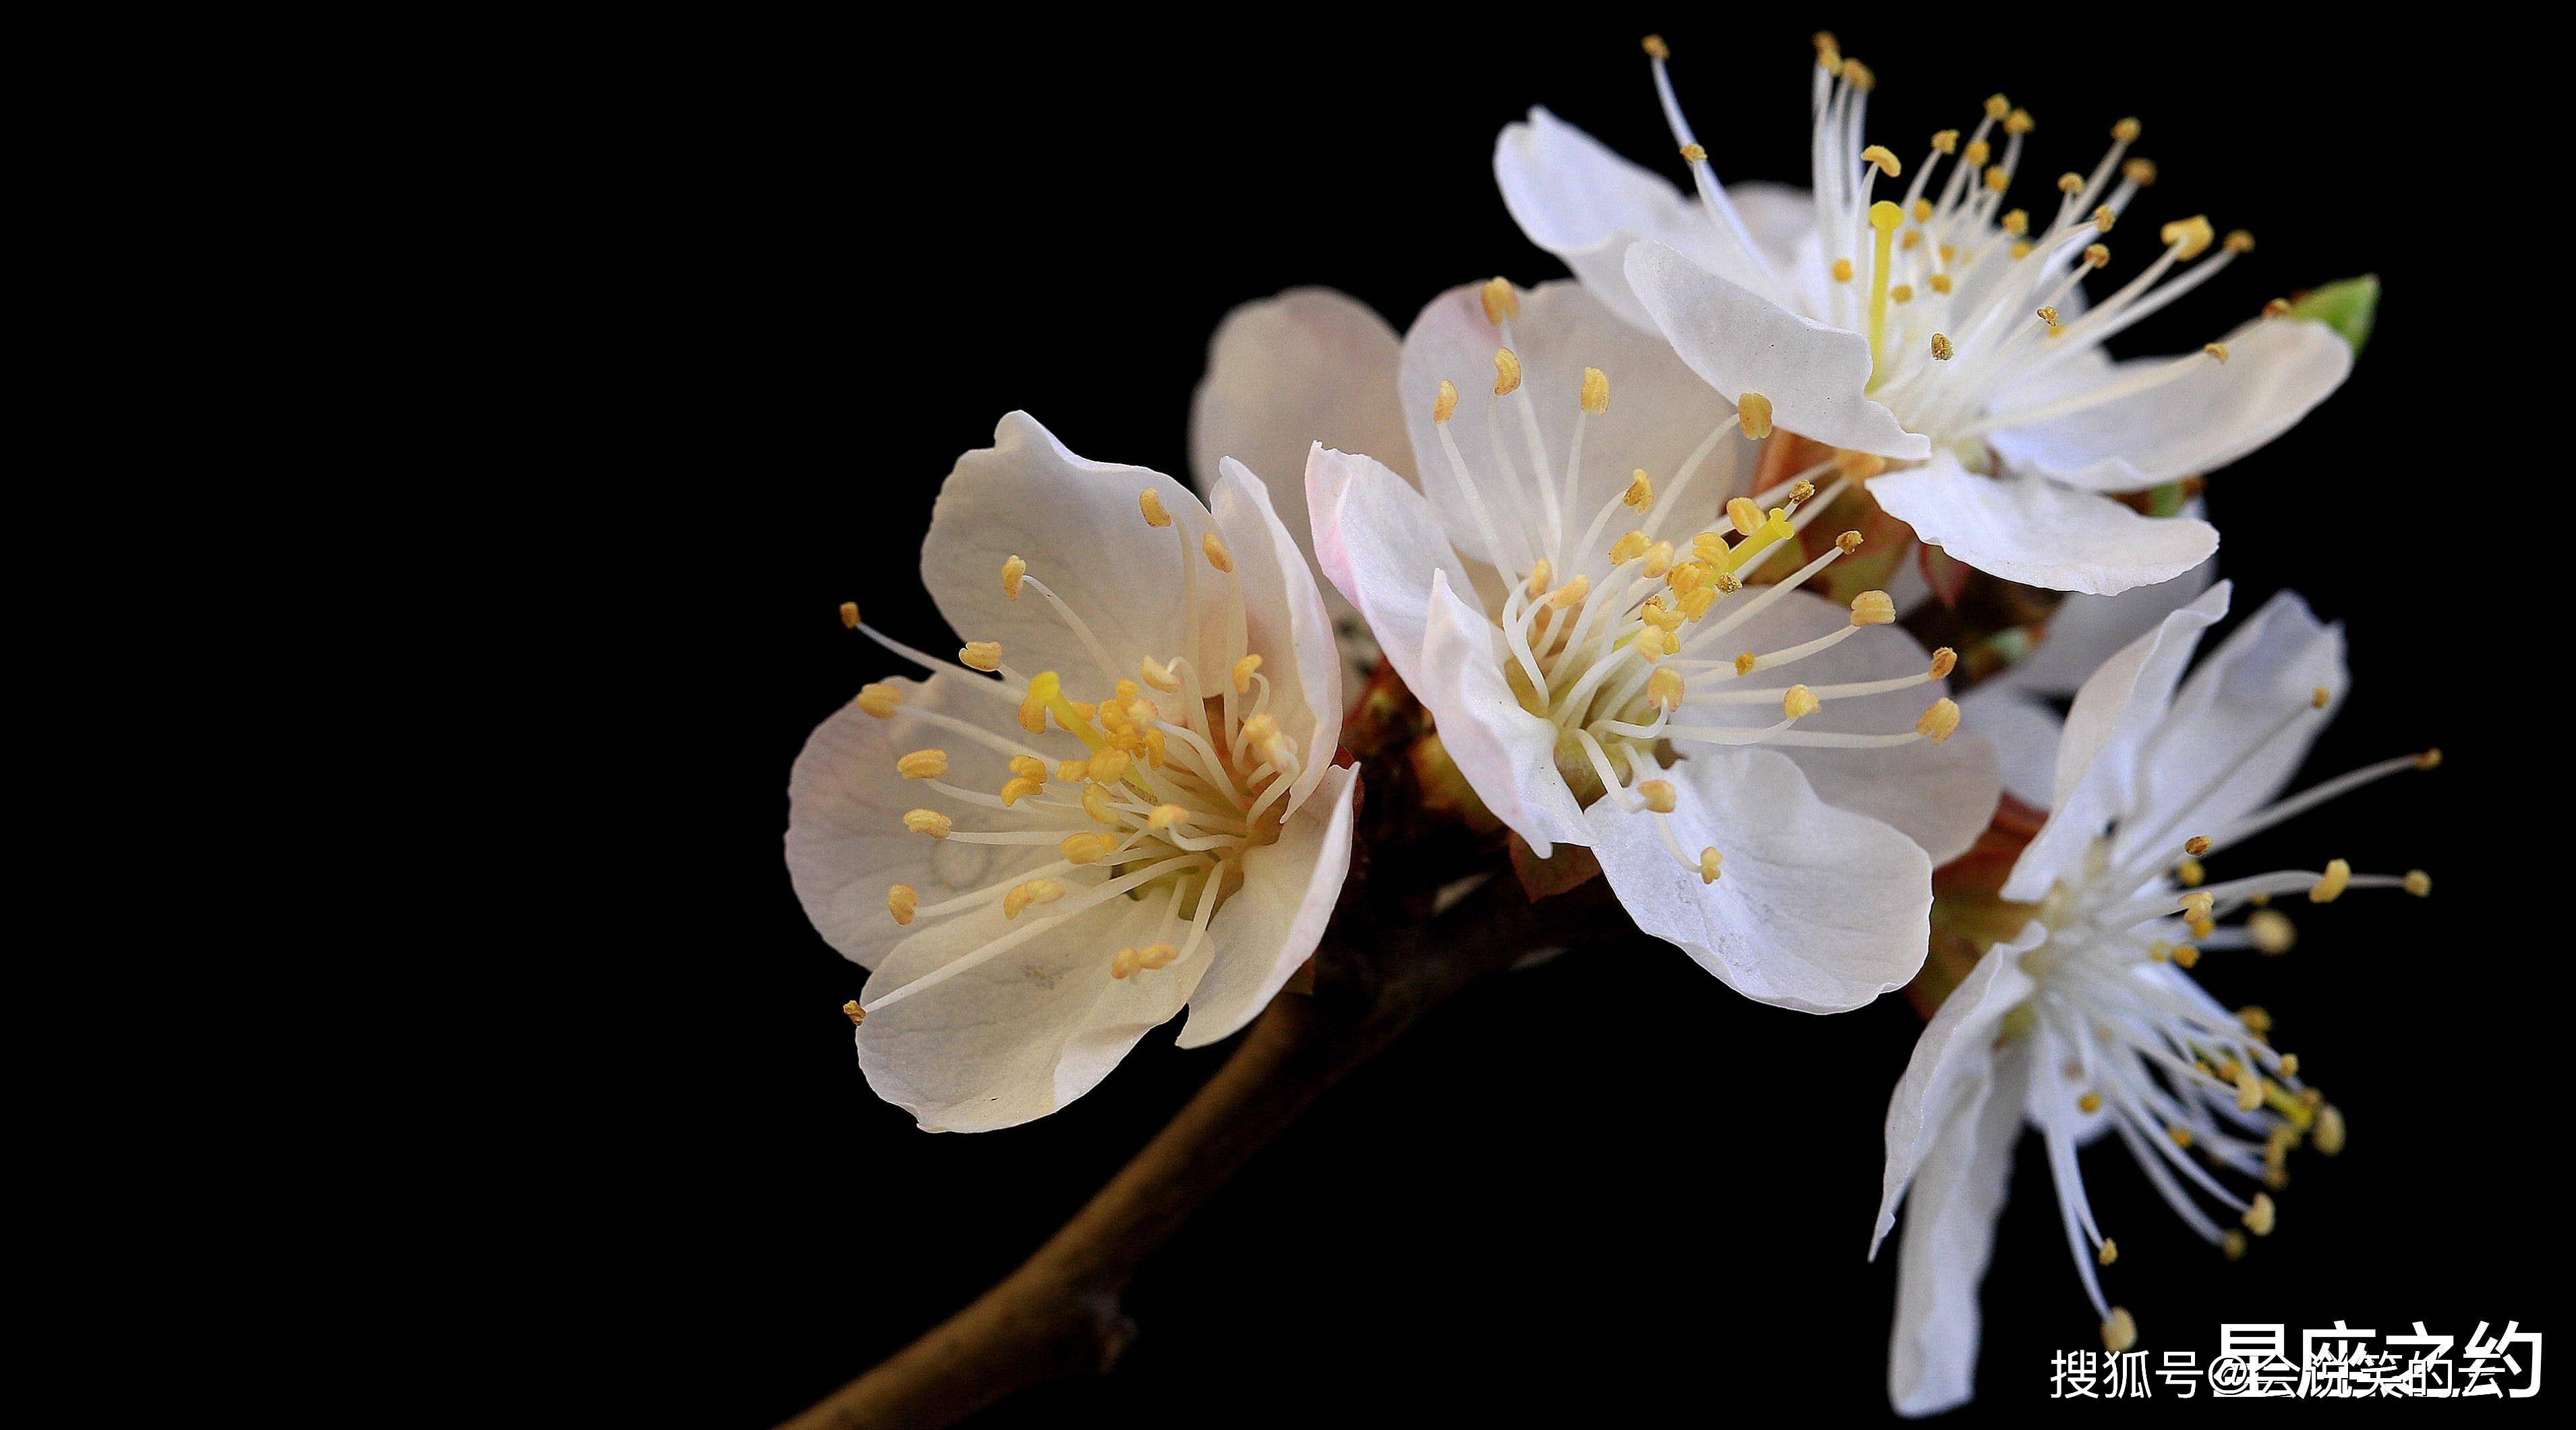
2287 274 2378 355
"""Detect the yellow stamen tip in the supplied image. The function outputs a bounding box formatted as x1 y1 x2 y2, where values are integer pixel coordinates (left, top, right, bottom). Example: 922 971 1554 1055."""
2314 1104 2347 1156
838 601 860 629
857 683 904 719
1782 685 1821 720
2248 908 2295 954
2204 342 2231 364
1929 332 1954 361
2097 1238 2118 1266
896 749 948 780
2112 116 2142 143
1697 847 1722 884
1736 391 1774 439
1622 469 1655 511
2404 869 2432 897
901 807 952 838
1139 489 1173 528
1917 698 1961 744
1000 554 1026 600
1480 276 1519 325
1433 378 1459 424
1679 141 1707 164
2160 215 2215 260
1929 648 1957 679
2309 858 2351 903
1830 257 1854 283
1861 146 1901 178
1579 366 1609 415
960 640 1002 673
1642 33 1669 60
1636 778 1677 814
1061 832 1119 865
2243 1191 2277 1236
1200 531 1235 573
1850 590 1896 627
1001 878 1064 920
1492 347 1522 397
2103 1309 2136 1354
844 998 867 1026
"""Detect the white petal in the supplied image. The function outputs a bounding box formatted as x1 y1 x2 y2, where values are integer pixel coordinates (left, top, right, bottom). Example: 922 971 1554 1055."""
1624 239 1930 459
2124 589 2345 845
1987 318 2353 491
1707 588 2000 865
1873 921 2044 1257
1175 763 1359 1049
1887 1037 2033 1417
1587 747 1931 1013
1188 287 1411 574
1305 442 1475 681
856 883 1204 1133
1869 453 2218 596
1957 687 2063 811
1208 456 1343 813
786 671 1065 971
1986 552 2218 698
2003 583 2231 900
1397 278 1755 573
1419 567 1593 856
1493 108 1789 326
922 411 1227 684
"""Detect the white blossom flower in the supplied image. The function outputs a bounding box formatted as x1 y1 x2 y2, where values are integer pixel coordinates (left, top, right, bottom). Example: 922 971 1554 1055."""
786 413 1355 1131
1870 580 2436 1414
1282 275 2001 1011
1494 35 2353 596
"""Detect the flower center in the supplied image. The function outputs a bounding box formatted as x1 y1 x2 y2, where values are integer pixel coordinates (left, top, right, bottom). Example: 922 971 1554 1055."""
836 503 1307 1016
1647 33 2266 463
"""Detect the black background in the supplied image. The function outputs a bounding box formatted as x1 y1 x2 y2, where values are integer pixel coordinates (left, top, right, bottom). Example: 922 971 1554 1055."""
626 15 2541 1425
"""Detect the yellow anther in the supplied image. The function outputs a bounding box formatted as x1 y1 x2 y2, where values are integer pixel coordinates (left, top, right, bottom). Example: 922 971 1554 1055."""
1782 685 1821 720
2001 208 2030 236
2124 156 2159 186
1137 942 1178 970
1140 489 1173 527
2112 116 2142 143
1636 779 1677 813
1918 698 1962 744
2098 1239 2119 1266
844 999 866 1026
1001 878 1063 919
1642 33 1669 59
1931 128 1960 154
1850 590 1896 627
2078 1091 2104 1114
1861 144 1902 177
1138 656 1181 693
2012 240 2035 260
1921 648 1954 681
1929 273 1954 294
2084 242 2111 268
857 683 904 719
1889 283 1913 304
1831 258 1854 283
999 774 1044 807
2278 1054 2300 1077
2057 171 2084 194
1614 469 1653 511
2405 869 2432 897
1082 782 1118 823
902 808 952 838
884 884 920 929
1911 197 1933 221
1017 670 1060 734
1089 745 1132 784
1983 92 2010 120
1546 573 1591 610
2103 1309 2137 1354
896 749 948 780
1480 276 1519 324
1000 554 1027 600
1231 653 1262 693
2240 1006 2273 1035
2036 305 2060 326
1734 652 1759 677
1736 391 1774 438
1648 667 1685 711
839 601 861 629
1834 450 1887 480
2225 229 2255 254
1202 531 1234 573
1492 347 1522 396
1840 58 1875 91
1984 165 2010 192
2004 107 2035 135
1433 378 1458 424
1109 946 1138 979
1061 832 1119 865
2176 856 2204 887
1963 139 1991 169
1727 496 1765 536
2315 1105 2347 1155
1789 480 1817 505
2248 908 2295 954
1929 332 1954 361
2204 343 2230 364
2160 215 2214 258
2223 1230 2248 1261
960 640 1002 672
2168 1126 2195 1149
1007 753 1047 781
2235 1066 2264 1112
2262 297 2291 319
1698 847 1723 884
2243 1192 2277 1236
1680 587 1718 621
2416 747 2443 770
1580 366 1609 414
2180 890 2215 921
1836 530 1865 554
1680 141 1708 163
1058 758 1090 783
1525 559 1554 594
1143 803 1185 830
2309 858 2351 903
2093 205 2117 233
2310 685 2330 709
1610 530 1651 566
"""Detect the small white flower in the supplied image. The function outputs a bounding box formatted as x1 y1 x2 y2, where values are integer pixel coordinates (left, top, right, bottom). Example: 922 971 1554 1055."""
1871 580 2436 1415
1275 277 2003 1012
786 413 1355 1131
1495 36 2353 596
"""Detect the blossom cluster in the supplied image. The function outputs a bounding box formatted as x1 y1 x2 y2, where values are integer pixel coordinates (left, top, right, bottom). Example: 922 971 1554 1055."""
784 31 2427 1414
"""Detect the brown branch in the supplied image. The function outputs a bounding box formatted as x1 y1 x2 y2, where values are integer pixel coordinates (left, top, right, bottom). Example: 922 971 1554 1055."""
778 870 1591 1430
